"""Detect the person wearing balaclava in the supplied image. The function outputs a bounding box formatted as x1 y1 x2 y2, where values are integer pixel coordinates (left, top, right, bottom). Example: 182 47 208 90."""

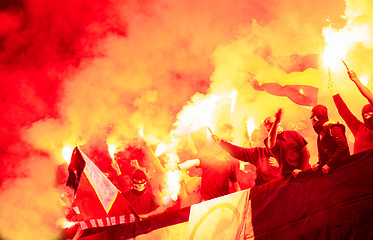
310 104 350 173
211 109 310 186
122 169 164 218
328 68 373 154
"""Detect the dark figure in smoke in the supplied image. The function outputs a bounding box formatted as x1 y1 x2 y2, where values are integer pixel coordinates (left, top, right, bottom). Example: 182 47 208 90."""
211 109 310 186
178 130 240 201
310 105 350 173
329 69 373 154
122 169 164 218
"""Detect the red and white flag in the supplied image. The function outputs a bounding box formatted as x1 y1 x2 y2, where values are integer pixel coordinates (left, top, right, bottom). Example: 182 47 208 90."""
67 147 136 230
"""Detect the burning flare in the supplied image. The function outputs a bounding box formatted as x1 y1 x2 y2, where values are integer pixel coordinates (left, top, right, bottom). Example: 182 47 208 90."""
108 143 116 159
322 22 370 70
57 218 77 229
246 118 256 137
155 142 167 157
163 170 181 202
62 145 74 164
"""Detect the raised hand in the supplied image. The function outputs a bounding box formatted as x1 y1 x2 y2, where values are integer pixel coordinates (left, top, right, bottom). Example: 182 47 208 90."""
275 108 283 122
322 164 330 174
347 70 359 83
211 134 221 144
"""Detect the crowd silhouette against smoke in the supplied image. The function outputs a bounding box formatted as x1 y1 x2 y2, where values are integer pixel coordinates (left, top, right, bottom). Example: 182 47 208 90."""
1 0 373 239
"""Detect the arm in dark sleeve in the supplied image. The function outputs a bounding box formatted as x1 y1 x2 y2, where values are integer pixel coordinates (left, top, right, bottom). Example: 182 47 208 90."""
333 94 362 135
219 140 259 165
327 126 350 167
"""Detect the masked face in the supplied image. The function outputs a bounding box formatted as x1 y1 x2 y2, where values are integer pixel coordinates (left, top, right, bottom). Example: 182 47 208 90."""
133 182 147 192
311 115 324 134
363 112 373 130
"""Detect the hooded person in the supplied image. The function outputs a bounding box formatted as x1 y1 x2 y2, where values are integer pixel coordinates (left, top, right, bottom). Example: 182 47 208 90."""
329 69 373 154
310 104 350 173
362 104 373 129
211 108 310 186
122 169 164 218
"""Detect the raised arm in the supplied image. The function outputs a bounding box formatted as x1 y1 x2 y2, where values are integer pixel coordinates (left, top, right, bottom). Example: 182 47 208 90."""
348 70 373 107
268 108 282 149
329 70 361 134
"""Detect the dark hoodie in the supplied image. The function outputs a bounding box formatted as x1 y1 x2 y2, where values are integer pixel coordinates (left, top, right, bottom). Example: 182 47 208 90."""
333 94 373 154
311 104 350 167
317 122 350 167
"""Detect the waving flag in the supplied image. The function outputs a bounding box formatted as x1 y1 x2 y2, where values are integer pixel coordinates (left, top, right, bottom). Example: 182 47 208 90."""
66 147 136 230
250 68 320 107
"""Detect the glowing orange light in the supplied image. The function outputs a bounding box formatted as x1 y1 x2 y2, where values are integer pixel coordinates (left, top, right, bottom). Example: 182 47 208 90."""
163 170 181 201
62 145 74 164
246 118 256 137
139 127 144 137
299 89 304 95
322 24 369 70
154 142 167 157
175 94 220 132
57 218 76 229
108 143 116 159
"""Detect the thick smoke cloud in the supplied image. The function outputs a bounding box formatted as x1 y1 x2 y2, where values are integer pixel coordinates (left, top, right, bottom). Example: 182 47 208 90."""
0 0 372 239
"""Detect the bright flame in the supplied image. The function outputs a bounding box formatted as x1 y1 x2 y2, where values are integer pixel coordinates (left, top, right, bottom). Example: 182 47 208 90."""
154 142 167 157
322 24 370 70
139 127 144 137
57 218 76 229
174 94 220 132
108 143 116 159
62 145 74 164
299 88 304 95
163 170 181 201
246 118 256 137
230 90 238 114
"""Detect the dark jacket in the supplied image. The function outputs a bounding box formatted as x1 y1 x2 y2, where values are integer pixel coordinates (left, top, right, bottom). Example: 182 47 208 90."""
317 122 350 167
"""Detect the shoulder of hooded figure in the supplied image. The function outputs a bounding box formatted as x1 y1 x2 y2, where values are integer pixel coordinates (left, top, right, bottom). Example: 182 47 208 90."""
324 121 346 136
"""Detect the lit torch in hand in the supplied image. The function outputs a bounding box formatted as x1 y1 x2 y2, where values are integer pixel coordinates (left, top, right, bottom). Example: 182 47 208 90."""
246 118 256 147
341 59 350 71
